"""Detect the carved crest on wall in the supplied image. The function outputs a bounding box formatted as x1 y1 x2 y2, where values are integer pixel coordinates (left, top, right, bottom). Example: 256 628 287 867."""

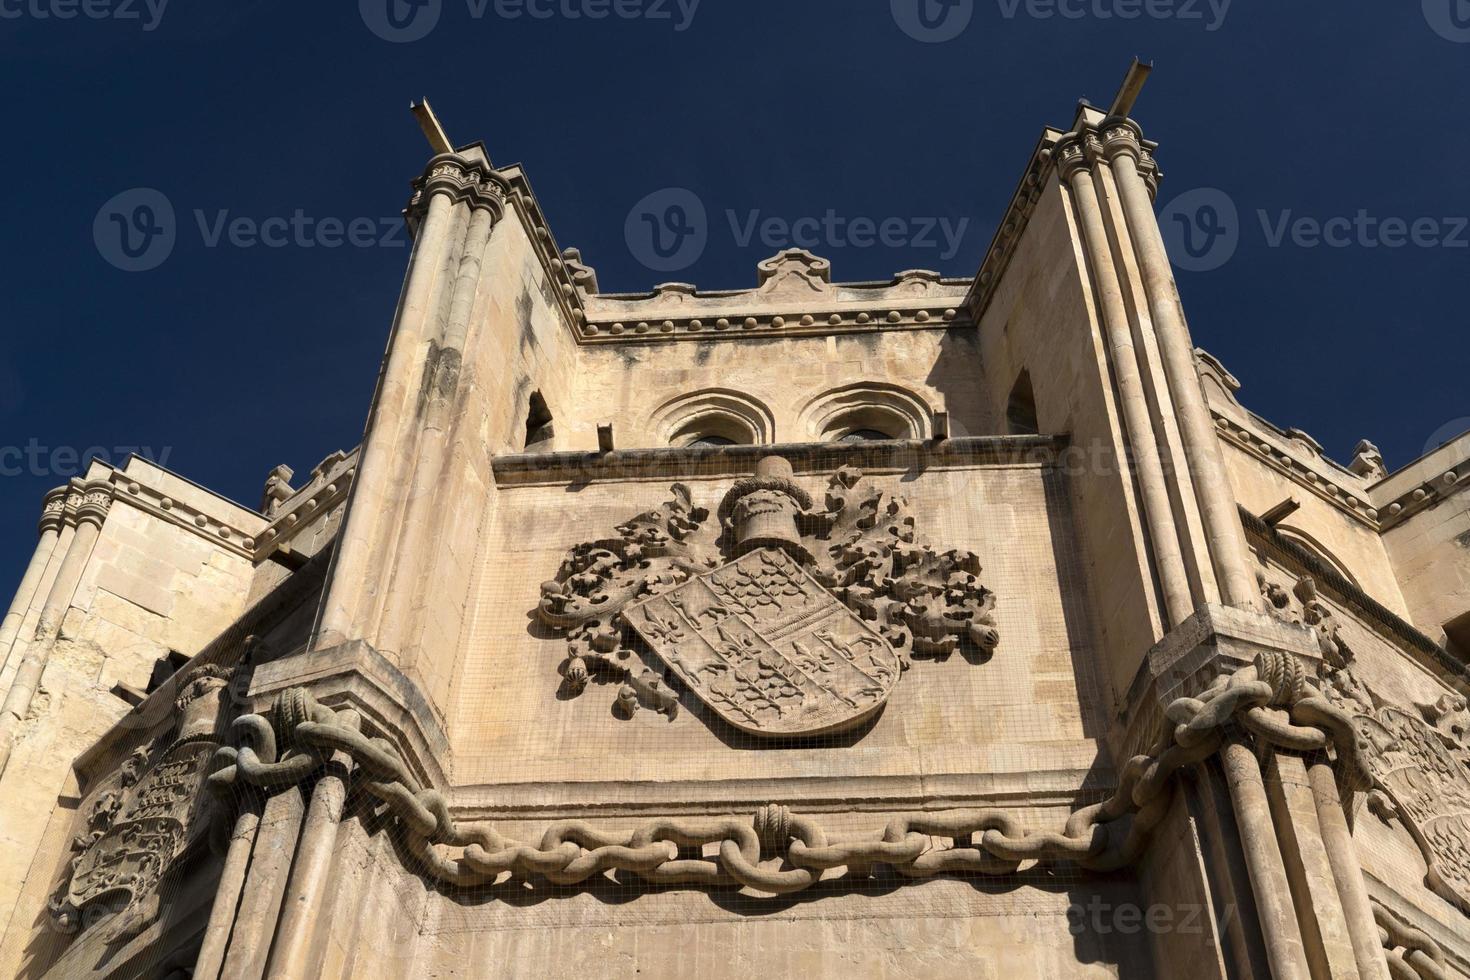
48 665 231 937
1350 703 1470 913
536 457 998 739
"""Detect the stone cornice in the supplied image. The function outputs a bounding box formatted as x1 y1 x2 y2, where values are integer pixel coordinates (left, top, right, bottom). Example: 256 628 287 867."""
1370 438 1469 531
1241 507 1469 689
580 257 972 344
963 116 1161 323
490 435 1066 488
1213 409 1380 528
108 469 266 559
253 451 358 561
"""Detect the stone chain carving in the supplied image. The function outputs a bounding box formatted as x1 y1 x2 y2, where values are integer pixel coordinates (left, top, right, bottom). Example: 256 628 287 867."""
209 654 1360 898
1374 902 1454 980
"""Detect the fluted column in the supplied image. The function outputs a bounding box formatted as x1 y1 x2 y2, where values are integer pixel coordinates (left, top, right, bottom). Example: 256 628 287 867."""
1220 735 1312 980
1307 759 1392 980
265 712 360 980
1056 135 1194 628
315 153 506 652
375 196 499 658
0 488 67 677
1100 120 1259 610
0 481 112 777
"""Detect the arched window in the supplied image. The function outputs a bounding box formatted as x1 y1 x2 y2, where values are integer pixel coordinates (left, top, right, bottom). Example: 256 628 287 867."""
649 389 775 448
834 428 897 443
1006 370 1038 435
797 383 935 443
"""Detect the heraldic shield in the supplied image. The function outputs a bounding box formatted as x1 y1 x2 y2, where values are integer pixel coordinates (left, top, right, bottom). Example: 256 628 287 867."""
622 547 902 737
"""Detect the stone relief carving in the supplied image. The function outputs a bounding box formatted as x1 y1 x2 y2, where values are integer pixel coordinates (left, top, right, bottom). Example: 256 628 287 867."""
1260 569 1470 915
755 248 833 296
536 457 998 738
48 664 232 938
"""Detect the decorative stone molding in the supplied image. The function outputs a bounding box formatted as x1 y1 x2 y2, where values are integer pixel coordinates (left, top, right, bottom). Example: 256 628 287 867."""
38 486 67 535
253 451 357 560
69 480 114 528
533 458 998 734
204 652 1365 903
648 389 776 447
1214 411 1380 526
490 435 1065 489
405 153 509 224
963 115 1161 322
106 469 265 558
583 248 967 344
756 248 832 295
1376 462 1468 530
795 381 936 441
1373 901 1456 980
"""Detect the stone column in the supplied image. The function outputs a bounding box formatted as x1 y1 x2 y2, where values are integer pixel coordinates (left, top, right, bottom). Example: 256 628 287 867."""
194 797 264 980
1101 120 1259 610
219 787 307 980
1306 759 1392 980
1219 736 1312 980
1056 134 1194 628
264 713 359 980
375 195 500 658
315 153 505 655
0 488 67 677
0 481 112 777
1264 751 1361 978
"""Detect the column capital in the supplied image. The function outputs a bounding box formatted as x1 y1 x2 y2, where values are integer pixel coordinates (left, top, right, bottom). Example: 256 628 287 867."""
67 480 114 528
1052 134 1091 182
405 153 509 226
38 487 68 536
1098 116 1145 161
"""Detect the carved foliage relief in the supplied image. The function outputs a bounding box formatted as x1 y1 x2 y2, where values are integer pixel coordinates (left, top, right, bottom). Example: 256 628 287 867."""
1258 569 1470 914
535 459 998 739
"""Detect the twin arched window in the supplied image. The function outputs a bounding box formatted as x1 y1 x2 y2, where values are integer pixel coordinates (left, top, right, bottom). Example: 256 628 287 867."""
653 384 935 447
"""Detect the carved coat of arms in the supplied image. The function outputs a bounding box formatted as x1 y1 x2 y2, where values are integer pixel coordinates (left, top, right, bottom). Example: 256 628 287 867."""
536 456 998 739
49 666 231 936
1351 698 1470 913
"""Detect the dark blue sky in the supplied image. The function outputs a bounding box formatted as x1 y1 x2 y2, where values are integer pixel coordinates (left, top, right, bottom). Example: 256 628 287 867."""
2 1 1466 597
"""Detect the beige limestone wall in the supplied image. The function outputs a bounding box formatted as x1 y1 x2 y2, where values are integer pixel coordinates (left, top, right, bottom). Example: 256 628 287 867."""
567 325 990 451
976 176 1163 711
0 460 257 973
1382 490 1470 648
450 461 1107 807
312 808 1158 980
1221 441 1408 616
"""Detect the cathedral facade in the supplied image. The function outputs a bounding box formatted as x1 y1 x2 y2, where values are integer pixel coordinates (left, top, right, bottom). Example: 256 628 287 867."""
0 78 1467 979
